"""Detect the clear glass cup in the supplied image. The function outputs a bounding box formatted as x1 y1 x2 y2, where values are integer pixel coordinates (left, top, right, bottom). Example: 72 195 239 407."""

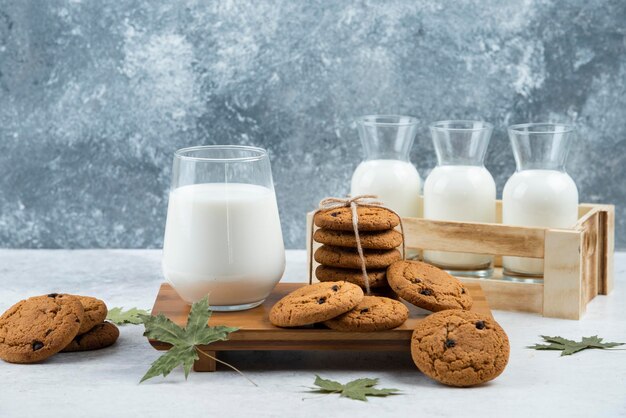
162 145 286 311
350 115 421 259
503 123 578 280
423 120 495 277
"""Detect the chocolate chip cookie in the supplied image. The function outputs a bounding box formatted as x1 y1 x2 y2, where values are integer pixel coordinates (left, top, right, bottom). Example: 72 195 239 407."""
0 294 84 364
314 245 402 269
411 310 510 387
324 296 409 332
76 295 108 335
270 281 364 327
387 260 472 312
314 206 400 231
315 265 388 288
62 322 119 352
313 228 403 250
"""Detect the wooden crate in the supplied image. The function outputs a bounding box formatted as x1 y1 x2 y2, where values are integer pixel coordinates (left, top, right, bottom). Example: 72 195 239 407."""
306 200 614 320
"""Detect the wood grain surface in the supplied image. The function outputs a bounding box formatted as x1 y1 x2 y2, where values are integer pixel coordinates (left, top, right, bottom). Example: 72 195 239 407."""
149 282 491 355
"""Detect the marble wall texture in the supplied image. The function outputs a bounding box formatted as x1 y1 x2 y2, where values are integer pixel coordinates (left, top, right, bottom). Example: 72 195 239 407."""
0 0 624 249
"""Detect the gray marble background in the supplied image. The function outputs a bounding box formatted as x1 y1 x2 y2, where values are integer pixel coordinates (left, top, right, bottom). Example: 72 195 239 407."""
0 0 624 249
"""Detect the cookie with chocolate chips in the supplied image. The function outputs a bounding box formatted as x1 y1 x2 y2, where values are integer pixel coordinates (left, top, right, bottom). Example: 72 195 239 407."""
62 322 119 352
75 295 108 335
324 296 409 332
315 265 388 289
387 260 472 312
314 206 400 232
269 281 364 327
0 293 84 363
411 310 510 387
313 228 403 250
314 245 402 269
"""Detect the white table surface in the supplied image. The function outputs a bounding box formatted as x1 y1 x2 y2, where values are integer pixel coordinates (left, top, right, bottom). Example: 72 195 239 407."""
0 249 625 418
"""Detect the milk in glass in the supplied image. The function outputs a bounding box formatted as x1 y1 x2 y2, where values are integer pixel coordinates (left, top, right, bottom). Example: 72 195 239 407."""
424 165 495 268
162 146 285 310
351 159 421 217
503 124 578 278
163 183 285 305
350 116 421 218
423 121 495 277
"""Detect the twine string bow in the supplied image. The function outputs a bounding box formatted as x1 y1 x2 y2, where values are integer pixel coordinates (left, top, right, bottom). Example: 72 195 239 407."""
311 195 406 295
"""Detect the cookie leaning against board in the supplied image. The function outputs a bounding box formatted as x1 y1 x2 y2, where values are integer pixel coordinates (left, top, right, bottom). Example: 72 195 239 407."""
0 293 119 364
386 260 473 312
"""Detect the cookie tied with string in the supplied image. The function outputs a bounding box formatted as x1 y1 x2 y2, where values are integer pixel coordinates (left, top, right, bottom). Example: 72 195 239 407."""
310 195 406 296
314 206 401 232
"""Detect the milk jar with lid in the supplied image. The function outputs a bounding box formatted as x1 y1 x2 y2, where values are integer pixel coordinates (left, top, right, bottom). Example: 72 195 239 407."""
423 120 496 277
350 115 421 218
503 123 579 279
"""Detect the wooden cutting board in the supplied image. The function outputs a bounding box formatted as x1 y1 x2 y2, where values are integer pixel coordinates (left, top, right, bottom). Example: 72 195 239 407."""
148 282 491 372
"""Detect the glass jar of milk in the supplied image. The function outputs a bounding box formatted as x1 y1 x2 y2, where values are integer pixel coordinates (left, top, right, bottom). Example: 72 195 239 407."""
423 120 495 277
503 123 578 279
350 115 421 217
162 146 285 311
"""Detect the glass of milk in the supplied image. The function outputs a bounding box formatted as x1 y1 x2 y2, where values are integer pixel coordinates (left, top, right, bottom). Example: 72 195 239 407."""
423 120 495 277
162 145 286 311
350 115 421 217
503 123 578 280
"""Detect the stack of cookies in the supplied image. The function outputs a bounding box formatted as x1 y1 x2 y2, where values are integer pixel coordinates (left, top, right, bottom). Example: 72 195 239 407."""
313 205 403 295
0 293 119 364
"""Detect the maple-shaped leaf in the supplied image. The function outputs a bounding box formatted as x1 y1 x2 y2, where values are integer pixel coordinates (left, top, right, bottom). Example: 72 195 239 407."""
139 296 238 383
311 375 400 401
528 335 624 356
106 307 150 325
140 346 197 382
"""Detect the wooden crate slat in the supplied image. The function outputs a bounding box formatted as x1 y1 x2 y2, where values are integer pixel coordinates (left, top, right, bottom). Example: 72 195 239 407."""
578 203 599 218
543 229 583 319
460 272 543 314
601 205 615 294
574 204 614 295
403 218 545 258
576 209 601 304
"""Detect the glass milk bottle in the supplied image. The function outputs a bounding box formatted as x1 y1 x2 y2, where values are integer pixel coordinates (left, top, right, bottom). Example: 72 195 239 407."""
423 121 495 277
503 123 578 279
350 115 421 217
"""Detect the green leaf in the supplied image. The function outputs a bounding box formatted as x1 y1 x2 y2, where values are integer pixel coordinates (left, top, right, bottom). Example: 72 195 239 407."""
106 307 150 325
311 376 400 401
194 325 240 346
184 296 212 338
313 375 343 392
140 313 188 346
528 335 624 356
140 346 198 383
581 335 623 349
139 296 239 383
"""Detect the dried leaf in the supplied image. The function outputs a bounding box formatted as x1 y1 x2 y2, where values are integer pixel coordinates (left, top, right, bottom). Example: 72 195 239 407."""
528 335 624 356
310 375 400 401
139 296 238 383
106 307 150 325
